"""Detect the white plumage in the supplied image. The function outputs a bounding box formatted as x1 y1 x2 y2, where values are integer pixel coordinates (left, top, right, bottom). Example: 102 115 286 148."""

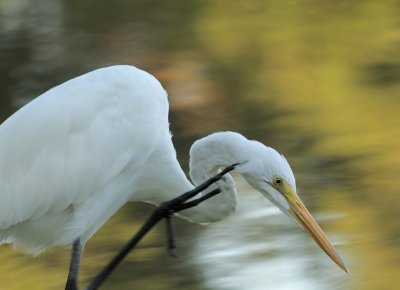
0 66 170 253
0 65 347 282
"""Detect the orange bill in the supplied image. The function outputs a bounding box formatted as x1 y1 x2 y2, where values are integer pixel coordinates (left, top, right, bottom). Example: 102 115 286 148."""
285 189 348 272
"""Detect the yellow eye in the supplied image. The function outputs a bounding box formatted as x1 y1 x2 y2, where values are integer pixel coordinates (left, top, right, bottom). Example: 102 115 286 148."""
274 177 283 185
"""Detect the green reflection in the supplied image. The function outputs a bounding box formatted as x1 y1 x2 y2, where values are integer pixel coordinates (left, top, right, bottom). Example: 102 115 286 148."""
0 0 399 289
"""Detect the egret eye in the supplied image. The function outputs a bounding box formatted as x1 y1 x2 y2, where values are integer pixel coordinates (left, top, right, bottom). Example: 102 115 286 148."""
274 177 283 185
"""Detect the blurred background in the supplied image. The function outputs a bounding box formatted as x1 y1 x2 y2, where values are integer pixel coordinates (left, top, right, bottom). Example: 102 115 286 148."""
0 0 399 289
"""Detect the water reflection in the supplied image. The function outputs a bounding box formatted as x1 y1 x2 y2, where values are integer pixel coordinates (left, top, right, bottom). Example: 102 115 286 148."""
191 178 348 290
1 0 400 289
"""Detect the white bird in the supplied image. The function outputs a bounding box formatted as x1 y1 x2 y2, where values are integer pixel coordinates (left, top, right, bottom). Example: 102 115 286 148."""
0 65 347 289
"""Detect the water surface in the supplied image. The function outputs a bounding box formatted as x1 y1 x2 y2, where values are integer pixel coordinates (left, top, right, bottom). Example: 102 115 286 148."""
0 1 399 289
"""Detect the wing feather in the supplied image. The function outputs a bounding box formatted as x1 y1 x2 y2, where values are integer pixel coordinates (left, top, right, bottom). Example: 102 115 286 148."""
0 66 168 229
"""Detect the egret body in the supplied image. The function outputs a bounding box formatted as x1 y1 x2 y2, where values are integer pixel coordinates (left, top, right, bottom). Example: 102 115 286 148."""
0 66 346 288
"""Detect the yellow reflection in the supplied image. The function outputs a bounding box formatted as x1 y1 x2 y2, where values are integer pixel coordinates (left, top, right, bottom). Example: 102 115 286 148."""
193 1 400 289
0 0 399 289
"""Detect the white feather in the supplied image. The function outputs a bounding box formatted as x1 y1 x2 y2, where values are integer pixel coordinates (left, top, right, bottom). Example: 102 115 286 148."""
0 66 168 253
0 66 297 256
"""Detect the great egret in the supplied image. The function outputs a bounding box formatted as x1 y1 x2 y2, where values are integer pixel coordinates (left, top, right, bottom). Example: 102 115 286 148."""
0 65 347 289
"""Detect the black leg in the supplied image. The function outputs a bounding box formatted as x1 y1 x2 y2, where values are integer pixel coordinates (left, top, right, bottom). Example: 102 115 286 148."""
173 188 221 212
84 163 238 290
165 213 177 257
65 239 83 290
162 163 239 207
84 209 165 290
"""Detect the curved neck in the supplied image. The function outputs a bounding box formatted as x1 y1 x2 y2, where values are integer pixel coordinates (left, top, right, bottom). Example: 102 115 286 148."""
189 132 249 179
176 132 249 223
133 132 249 224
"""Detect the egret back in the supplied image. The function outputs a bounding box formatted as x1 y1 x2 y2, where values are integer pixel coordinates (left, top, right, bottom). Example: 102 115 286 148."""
0 66 168 252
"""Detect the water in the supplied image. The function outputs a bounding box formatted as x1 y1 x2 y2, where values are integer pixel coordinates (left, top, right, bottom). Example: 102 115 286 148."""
0 0 399 289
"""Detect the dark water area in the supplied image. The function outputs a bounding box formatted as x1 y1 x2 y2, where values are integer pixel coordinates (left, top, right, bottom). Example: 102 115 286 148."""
0 1 399 289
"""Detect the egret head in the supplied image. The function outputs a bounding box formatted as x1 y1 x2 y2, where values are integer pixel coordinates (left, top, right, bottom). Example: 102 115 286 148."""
237 140 348 272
